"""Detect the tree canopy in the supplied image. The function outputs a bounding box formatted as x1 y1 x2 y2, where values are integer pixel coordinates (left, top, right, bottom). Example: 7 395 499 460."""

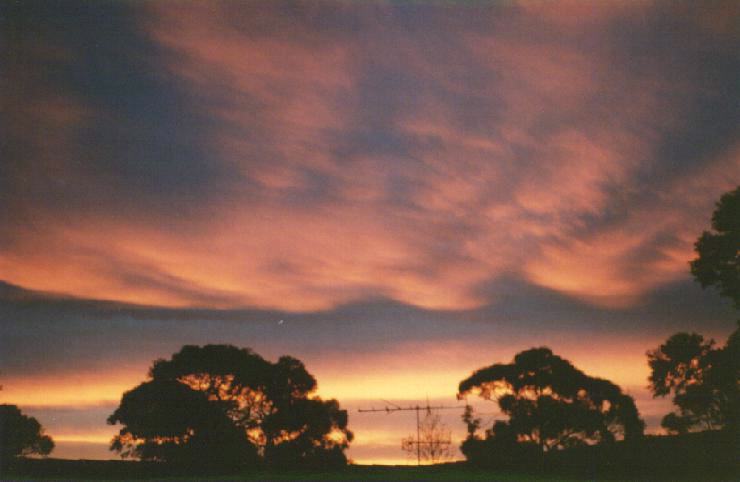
648 186 740 435
108 345 352 469
459 347 644 455
107 379 256 468
0 404 54 465
647 329 739 433
690 186 740 308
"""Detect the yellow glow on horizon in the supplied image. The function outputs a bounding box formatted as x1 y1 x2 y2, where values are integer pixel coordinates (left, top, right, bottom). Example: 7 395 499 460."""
350 459 444 466
8 341 670 466
53 434 114 444
317 370 466 402
2 371 144 408
1 337 657 410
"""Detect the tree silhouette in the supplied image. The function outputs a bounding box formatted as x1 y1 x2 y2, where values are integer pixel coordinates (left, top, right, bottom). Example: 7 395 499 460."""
0 404 54 467
648 186 740 435
690 186 739 308
461 404 481 440
648 329 739 433
459 347 644 456
261 397 351 468
108 345 352 469
107 379 256 468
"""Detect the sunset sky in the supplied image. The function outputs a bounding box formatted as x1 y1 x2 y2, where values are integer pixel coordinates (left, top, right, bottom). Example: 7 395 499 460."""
2 0 739 464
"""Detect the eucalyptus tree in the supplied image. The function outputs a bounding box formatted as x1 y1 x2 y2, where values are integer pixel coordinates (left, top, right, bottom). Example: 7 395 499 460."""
109 345 352 469
459 347 644 454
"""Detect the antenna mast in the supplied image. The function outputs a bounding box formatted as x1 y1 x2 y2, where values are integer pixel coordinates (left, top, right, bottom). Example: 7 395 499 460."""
357 400 465 465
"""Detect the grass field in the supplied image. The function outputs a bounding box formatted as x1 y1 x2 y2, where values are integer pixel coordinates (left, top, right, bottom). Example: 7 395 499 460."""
4 459 737 482
179 466 583 482
6 433 738 482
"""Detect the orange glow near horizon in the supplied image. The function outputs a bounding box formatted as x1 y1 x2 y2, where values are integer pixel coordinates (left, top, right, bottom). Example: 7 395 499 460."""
52 434 115 445
4 337 658 409
0 336 692 464
1 372 145 408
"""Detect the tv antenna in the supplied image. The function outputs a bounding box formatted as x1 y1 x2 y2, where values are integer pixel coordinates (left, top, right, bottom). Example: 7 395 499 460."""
357 398 466 465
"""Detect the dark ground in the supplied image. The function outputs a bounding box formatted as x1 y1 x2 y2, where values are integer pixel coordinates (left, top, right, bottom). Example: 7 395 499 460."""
2 432 737 481
3 459 736 482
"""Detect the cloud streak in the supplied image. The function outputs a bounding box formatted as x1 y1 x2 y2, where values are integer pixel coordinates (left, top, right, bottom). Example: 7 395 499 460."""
3 1 737 313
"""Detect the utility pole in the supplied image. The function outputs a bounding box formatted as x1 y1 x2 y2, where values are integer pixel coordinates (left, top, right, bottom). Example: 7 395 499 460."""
358 400 465 465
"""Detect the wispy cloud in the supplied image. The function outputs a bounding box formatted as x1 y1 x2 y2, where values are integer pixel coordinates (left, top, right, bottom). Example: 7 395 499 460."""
2 1 738 312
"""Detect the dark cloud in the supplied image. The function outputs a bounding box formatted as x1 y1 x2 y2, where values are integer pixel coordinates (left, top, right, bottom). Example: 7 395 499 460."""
2 276 735 379
1 0 235 233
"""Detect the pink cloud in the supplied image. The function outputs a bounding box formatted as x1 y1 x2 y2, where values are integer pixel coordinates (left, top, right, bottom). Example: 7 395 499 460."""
2 1 737 311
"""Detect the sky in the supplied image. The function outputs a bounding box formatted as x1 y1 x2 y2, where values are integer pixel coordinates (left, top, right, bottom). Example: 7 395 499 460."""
1 0 739 465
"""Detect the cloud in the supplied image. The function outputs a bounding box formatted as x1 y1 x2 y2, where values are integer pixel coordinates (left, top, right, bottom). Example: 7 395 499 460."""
3 277 734 394
2 1 738 314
